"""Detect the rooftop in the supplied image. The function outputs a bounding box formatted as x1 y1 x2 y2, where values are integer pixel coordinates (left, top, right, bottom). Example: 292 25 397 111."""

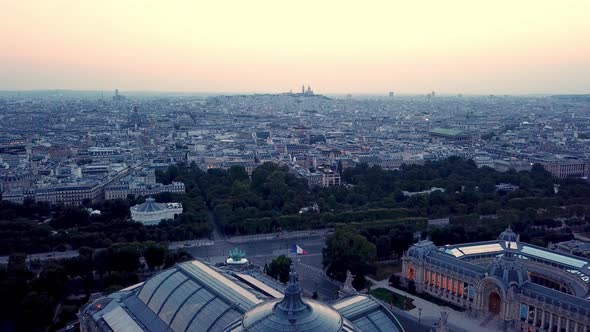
429 127 466 137
80 259 406 332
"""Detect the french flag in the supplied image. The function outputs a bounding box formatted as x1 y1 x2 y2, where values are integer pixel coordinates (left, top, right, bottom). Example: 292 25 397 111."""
292 244 308 255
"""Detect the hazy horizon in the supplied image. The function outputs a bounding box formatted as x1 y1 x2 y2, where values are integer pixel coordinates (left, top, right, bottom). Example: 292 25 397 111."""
1 89 588 98
2 1 590 95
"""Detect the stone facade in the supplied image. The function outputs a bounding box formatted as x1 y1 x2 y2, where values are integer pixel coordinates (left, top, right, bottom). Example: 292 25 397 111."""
402 228 590 331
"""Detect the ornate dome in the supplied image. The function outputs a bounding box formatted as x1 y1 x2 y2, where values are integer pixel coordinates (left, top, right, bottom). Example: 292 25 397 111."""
132 197 166 213
487 244 529 287
406 239 437 259
498 226 518 242
238 265 355 332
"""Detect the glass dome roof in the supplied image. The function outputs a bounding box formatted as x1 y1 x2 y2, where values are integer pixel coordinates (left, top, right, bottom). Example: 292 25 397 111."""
235 265 355 332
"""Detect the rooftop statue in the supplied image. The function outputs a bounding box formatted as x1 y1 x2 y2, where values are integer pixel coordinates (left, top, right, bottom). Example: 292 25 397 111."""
229 247 246 261
227 247 248 265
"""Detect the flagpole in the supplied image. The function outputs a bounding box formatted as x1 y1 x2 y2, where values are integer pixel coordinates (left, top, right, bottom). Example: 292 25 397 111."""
290 244 299 274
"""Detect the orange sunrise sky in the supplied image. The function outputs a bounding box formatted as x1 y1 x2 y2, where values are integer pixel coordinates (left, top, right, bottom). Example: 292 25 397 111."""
1 0 590 95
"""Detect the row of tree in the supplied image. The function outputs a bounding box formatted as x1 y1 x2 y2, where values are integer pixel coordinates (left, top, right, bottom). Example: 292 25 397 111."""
0 242 193 331
0 191 212 254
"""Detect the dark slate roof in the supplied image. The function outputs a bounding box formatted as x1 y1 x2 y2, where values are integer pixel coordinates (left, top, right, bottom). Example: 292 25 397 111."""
81 260 407 332
521 282 590 316
486 251 529 286
498 227 517 242
426 251 486 278
234 265 350 332
132 197 166 213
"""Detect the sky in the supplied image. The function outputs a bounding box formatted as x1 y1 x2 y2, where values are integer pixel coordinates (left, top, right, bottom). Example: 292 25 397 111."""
1 0 590 95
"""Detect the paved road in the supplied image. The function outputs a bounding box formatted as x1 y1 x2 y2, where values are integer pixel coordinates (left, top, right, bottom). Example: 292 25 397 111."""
186 234 341 299
207 207 227 241
0 230 332 264
367 277 503 332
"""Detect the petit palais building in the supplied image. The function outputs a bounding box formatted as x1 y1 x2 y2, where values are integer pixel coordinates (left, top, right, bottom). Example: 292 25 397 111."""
403 227 590 331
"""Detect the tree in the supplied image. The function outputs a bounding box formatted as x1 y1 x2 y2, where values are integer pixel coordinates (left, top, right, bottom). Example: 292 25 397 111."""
388 226 415 255
144 242 167 271
18 292 55 331
266 255 292 283
50 206 90 229
7 253 28 276
352 273 368 290
109 245 141 272
228 165 249 183
37 263 68 298
323 227 376 282
389 274 401 287
95 245 141 274
164 250 194 268
94 248 109 277
376 235 391 259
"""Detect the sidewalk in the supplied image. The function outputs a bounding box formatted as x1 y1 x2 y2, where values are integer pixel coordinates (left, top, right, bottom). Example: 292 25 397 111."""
366 277 503 332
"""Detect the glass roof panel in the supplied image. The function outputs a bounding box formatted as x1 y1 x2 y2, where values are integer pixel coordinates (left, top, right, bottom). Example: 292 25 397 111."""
368 311 401 332
183 261 262 306
332 295 368 310
445 248 464 257
102 306 144 332
158 280 200 324
521 246 587 268
207 309 241 332
138 268 176 304
335 296 380 320
350 317 375 331
185 298 229 332
169 288 215 332
234 273 283 299
148 271 188 313
458 243 503 255
121 281 144 292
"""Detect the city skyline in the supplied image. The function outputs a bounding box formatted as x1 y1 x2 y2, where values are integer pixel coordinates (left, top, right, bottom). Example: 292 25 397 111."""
2 0 590 95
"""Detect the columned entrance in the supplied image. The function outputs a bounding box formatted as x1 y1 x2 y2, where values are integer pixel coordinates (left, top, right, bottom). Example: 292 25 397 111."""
488 292 501 315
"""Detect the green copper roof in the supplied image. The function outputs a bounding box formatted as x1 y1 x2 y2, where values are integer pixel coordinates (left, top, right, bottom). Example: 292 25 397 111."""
429 127 465 136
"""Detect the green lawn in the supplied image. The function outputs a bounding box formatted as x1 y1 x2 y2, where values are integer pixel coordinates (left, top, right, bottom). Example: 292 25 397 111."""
370 263 402 280
370 288 415 311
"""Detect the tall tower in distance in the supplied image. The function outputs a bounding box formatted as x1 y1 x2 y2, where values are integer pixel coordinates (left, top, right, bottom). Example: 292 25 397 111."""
298 84 314 96
113 89 126 101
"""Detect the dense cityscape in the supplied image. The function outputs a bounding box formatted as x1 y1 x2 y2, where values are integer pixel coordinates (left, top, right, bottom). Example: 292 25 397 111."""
0 89 589 332
2 0 590 331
